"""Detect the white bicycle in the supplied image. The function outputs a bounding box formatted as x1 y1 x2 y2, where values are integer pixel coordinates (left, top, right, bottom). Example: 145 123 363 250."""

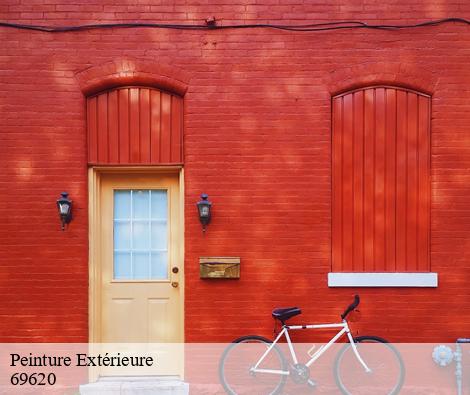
219 295 405 394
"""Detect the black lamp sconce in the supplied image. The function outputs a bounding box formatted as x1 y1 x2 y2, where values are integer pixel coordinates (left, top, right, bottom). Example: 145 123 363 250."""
57 192 73 231
196 193 212 232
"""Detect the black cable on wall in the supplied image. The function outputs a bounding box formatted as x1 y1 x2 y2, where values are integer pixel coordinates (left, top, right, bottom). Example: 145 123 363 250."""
0 17 469 33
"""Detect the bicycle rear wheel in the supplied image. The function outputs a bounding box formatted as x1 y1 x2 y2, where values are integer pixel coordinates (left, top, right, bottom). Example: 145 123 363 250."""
219 335 287 395
334 336 405 395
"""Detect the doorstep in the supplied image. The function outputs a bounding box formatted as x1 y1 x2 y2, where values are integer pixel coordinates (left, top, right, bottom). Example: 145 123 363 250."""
79 377 189 395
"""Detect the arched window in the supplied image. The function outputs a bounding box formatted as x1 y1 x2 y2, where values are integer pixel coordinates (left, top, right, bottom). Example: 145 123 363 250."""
330 86 435 287
87 87 183 165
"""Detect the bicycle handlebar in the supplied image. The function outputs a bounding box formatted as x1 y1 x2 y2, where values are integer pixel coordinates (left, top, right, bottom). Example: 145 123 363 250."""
341 294 360 320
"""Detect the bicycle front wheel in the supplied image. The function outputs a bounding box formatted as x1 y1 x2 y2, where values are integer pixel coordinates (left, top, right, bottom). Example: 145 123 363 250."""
334 336 405 395
219 335 287 395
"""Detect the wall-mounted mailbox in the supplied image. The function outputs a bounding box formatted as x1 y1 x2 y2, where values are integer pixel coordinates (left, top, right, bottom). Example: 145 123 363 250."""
200 257 240 279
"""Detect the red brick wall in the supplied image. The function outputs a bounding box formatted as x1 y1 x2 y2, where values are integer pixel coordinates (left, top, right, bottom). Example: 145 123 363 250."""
1 1 470 342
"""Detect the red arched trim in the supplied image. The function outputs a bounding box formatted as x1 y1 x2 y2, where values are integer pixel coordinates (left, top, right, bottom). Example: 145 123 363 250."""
76 58 190 97
333 84 430 99
87 86 184 165
325 63 437 97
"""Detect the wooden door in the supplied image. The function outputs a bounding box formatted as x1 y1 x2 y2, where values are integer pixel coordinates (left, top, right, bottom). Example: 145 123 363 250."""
89 170 183 376
99 173 182 343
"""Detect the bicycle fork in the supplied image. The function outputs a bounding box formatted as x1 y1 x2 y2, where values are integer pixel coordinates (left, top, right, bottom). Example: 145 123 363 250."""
345 329 372 373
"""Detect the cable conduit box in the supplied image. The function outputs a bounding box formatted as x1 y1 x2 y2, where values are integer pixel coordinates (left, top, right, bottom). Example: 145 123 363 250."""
199 257 240 279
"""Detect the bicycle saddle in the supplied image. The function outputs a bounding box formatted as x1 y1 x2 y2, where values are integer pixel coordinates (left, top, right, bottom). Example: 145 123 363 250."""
272 307 301 322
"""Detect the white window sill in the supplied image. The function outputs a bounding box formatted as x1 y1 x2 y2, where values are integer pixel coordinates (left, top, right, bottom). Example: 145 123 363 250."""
328 272 438 287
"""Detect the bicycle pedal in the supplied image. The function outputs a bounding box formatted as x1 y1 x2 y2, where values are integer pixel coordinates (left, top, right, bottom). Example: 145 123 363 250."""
307 378 317 388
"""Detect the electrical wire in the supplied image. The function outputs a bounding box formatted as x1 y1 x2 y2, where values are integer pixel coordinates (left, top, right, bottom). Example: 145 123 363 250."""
0 17 469 33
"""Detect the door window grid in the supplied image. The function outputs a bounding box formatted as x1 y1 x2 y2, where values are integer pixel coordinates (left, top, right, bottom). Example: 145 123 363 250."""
113 189 168 280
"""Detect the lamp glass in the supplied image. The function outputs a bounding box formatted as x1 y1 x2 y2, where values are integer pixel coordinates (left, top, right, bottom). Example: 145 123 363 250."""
59 203 70 215
200 206 210 217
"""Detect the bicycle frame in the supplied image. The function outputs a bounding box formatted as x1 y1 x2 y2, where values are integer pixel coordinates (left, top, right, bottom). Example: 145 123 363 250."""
251 320 372 376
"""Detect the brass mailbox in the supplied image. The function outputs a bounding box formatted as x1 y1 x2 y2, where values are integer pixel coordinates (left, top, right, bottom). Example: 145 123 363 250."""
200 257 240 279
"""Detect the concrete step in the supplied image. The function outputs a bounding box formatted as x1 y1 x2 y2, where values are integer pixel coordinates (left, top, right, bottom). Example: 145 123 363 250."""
80 377 189 395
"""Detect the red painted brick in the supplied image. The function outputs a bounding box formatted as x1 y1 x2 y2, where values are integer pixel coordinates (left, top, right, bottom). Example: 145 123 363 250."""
0 1 470 344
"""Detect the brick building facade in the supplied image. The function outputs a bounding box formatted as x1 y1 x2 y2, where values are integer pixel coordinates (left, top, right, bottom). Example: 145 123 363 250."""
1 1 470 344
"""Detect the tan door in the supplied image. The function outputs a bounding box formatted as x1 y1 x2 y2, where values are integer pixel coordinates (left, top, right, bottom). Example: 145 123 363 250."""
97 172 183 346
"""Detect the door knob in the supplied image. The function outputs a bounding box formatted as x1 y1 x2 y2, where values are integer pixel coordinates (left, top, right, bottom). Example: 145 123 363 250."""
172 267 179 274
171 282 179 288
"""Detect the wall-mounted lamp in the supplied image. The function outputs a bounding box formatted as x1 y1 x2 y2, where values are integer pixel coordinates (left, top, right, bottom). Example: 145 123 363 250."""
196 193 212 232
57 192 73 231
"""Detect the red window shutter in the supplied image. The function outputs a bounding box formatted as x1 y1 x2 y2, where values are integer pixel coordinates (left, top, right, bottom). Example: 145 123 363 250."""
332 87 430 272
87 87 183 165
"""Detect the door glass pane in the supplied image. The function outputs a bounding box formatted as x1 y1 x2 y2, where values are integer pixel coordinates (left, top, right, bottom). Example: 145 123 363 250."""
151 190 167 219
151 221 168 250
114 221 131 250
151 252 168 279
114 190 131 219
133 221 150 250
133 252 150 279
113 189 168 280
114 252 132 279
133 190 150 219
